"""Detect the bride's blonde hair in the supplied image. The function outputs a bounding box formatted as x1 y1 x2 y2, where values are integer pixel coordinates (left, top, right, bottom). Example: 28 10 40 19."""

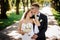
20 9 31 21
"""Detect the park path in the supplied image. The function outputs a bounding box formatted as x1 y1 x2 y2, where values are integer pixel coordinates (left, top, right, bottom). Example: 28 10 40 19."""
0 6 60 40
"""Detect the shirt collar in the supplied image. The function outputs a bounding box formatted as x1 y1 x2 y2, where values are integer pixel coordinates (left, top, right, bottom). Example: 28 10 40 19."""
37 12 40 16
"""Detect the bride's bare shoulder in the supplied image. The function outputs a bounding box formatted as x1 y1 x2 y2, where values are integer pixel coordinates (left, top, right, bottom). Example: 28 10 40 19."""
19 19 25 23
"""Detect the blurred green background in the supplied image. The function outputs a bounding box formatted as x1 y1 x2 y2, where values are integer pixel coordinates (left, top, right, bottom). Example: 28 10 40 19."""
0 0 60 30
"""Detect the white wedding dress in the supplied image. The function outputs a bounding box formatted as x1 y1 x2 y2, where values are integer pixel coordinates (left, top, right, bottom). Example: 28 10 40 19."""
21 23 39 40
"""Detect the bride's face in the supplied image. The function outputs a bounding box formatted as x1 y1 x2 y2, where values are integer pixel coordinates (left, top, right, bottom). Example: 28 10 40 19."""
27 10 33 17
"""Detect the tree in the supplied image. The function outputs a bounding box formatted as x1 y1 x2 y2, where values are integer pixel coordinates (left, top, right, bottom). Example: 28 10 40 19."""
22 0 25 12
8 0 12 9
16 0 20 15
51 0 60 12
0 0 10 19
30 0 35 5
27 0 28 9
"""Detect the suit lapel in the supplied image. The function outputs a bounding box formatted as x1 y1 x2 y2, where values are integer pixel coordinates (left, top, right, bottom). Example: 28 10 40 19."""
39 13 41 21
39 13 43 23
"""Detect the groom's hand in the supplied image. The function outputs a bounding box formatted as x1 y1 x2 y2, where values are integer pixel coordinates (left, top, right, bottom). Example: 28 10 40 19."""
31 34 38 39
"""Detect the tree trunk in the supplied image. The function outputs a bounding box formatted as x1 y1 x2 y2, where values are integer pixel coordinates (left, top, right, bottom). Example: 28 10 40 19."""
16 0 20 15
22 0 25 12
0 6 7 19
30 0 32 5
27 0 28 9
30 0 34 5
8 0 12 10
51 0 60 12
0 0 9 19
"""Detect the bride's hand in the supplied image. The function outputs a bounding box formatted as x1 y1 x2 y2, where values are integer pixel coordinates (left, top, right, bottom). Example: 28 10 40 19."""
32 39 36 40
31 34 38 39
18 27 25 35
19 30 26 35
33 19 40 26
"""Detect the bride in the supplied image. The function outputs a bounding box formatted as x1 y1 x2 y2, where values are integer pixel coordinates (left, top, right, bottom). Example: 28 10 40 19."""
18 9 40 40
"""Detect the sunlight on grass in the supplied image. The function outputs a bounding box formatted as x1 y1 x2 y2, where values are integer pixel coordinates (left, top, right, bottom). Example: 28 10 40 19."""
14 20 17 23
0 22 3 24
0 11 23 30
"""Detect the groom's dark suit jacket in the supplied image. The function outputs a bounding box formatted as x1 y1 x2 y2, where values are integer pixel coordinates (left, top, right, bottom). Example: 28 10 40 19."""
33 13 48 40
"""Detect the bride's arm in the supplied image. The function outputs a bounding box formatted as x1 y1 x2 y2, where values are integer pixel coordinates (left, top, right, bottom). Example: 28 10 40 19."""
33 19 40 26
18 20 25 35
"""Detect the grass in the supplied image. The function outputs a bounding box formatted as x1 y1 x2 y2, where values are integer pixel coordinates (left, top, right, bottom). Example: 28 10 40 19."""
52 8 60 26
0 11 23 30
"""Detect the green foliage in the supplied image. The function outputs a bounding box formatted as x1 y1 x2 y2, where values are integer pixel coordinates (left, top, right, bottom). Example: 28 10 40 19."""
0 11 23 30
52 8 60 26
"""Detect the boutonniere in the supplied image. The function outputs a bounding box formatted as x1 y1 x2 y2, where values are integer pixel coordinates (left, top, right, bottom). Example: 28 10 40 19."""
40 19 43 22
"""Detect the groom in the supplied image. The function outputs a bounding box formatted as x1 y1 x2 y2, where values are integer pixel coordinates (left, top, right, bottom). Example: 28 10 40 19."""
31 3 48 40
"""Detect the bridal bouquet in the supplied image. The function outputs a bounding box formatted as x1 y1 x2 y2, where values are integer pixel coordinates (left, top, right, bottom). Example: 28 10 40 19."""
23 24 32 33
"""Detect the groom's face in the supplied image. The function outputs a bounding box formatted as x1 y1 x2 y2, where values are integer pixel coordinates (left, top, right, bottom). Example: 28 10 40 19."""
31 6 39 15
